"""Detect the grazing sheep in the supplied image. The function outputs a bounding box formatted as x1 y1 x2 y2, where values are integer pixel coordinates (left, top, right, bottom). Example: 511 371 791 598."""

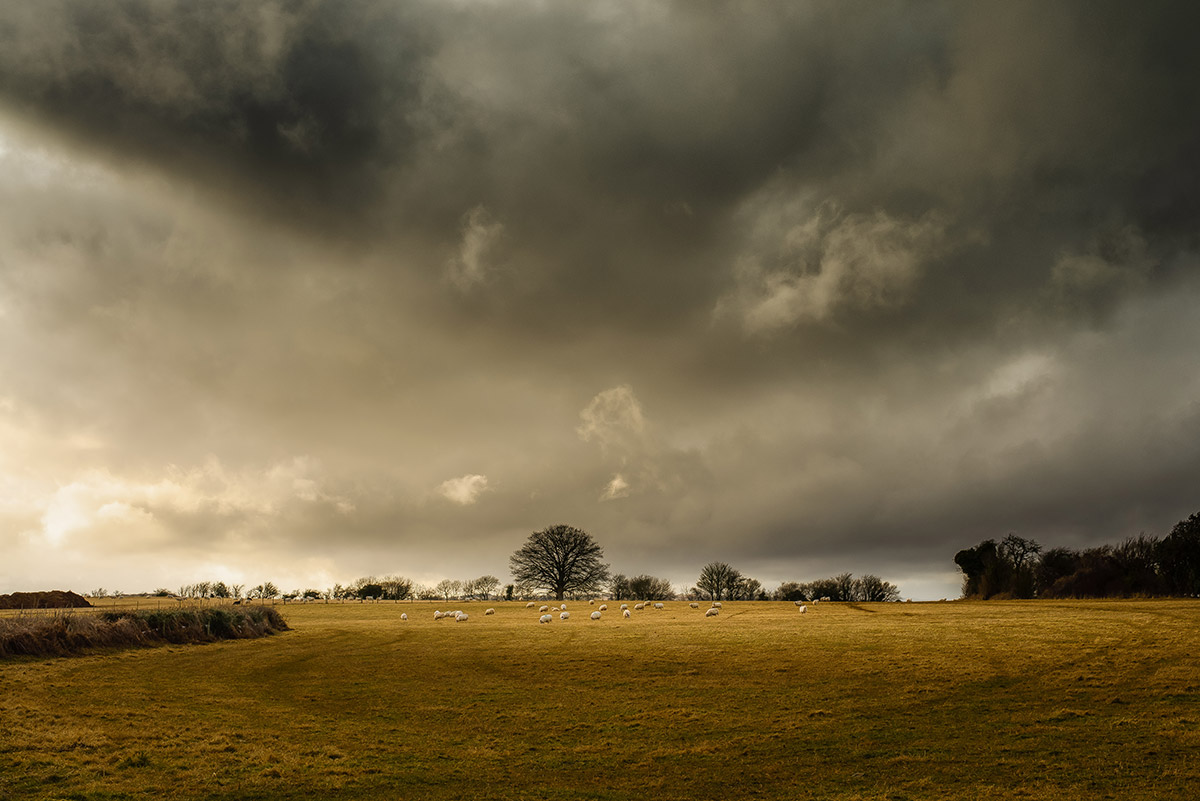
620 603 629 610
689 602 699 608
654 603 664 609
485 608 495 615
623 609 631 618
400 613 408 621
799 605 807 614
599 604 608 611
560 611 570 620
794 600 804 606
589 600 595 605
539 605 549 613
560 604 567 611
590 611 602 620
711 602 722 608
453 610 464 617
455 612 469 622
705 607 719 617
526 602 536 608
634 603 644 610
434 610 445 620
539 614 552 624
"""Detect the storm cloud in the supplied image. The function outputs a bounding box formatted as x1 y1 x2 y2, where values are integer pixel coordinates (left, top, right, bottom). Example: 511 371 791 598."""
1 1 1199 598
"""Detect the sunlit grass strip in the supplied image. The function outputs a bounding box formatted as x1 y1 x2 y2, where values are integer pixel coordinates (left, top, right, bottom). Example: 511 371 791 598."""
0 607 289 659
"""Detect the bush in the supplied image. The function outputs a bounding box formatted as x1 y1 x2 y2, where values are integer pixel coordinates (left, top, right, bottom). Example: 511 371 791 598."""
0 607 289 659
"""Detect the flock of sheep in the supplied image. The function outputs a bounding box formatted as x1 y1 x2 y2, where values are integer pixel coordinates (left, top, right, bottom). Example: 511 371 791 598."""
412 598 814 624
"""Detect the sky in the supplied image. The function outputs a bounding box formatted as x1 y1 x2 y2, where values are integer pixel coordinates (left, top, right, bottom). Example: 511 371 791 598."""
1 1 1198 601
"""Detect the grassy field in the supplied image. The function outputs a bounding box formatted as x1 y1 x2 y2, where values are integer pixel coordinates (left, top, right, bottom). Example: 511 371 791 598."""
1 599 1197 800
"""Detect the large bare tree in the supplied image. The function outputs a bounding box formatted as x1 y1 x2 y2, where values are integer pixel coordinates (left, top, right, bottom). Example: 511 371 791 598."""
509 525 609 601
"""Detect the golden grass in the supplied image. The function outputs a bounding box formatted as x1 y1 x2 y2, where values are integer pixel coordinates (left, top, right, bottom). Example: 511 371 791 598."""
1 599 1197 800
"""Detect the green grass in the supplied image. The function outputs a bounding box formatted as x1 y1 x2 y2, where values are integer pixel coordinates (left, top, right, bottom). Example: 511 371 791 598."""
1 600 1197 800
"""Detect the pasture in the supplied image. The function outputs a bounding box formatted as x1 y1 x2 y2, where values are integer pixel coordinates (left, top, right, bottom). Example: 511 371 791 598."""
2 599 1198 800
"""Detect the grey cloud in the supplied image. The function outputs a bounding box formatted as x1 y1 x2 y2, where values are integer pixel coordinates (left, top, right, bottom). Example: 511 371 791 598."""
3 2 1200 598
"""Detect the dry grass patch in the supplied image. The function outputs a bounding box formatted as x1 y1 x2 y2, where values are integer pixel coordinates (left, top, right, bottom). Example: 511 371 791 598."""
1 600 1197 800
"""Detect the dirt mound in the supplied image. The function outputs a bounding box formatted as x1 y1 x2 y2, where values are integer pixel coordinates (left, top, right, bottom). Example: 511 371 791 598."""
0 590 93 609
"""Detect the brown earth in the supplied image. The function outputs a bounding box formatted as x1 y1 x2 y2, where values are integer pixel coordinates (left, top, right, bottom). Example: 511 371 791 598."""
0 591 92 609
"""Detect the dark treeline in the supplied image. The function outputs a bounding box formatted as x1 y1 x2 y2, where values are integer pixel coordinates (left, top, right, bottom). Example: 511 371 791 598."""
774 573 901 603
955 512 1200 599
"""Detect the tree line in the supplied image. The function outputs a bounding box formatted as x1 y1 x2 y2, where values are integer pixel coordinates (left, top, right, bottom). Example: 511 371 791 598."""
509 524 901 601
136 523 905 604
955 511 1200 599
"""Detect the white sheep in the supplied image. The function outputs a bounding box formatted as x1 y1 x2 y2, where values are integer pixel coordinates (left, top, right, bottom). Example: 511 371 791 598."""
689 602 699 609
623 609 631 618
711 602 722 608
539 614 552 624
798 605 807 614
434 610 445 620
634 603 644 610
526 602 535 608
539 605 549 613
590 611 601 620
589 599 595 605
485 608 495 615
599 604 608 611
455 612 469 622
453 610 464 618
794 600 804 606
620 603 628 610
560 611 570 620
560 604 567 611
400 613 408 621
653 602 664 609
705 607 719 617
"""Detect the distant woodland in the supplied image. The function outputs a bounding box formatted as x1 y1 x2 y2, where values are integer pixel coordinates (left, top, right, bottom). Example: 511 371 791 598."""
955 511 1200 599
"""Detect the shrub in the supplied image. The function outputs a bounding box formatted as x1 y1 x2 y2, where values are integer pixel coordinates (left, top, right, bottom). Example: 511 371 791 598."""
0 607 289 659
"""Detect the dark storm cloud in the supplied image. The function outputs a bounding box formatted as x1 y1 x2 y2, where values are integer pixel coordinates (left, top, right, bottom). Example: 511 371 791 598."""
3 1 1200 597
3 1 1198 334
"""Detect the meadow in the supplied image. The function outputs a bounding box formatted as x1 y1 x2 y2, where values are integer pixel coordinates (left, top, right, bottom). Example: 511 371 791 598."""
1 599 1197 800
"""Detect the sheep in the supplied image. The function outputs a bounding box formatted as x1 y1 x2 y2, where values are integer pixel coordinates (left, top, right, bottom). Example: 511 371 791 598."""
689 602 699 608
400 613 408 621
453 610 464 618
794 600 805 606
539 605 549 613
560 611 570 620
634 603 645 610
485 608 495 615
799 605 807 614
705 607 719 617
539 614 552 624
620 603 629 610
653 602 664 609
590 611 602 620
560 604 567 611
599 604 608 611
711 602 722 608
589 599 595 605
455 612 469 622
434 610 445 620
623 609 631 618
526 602 535 608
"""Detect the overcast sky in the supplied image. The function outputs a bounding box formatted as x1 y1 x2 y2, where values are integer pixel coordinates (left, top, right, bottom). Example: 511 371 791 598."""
2 1 1198 600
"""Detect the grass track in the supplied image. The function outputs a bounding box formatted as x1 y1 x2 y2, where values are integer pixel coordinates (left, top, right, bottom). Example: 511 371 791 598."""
2 599 1198 800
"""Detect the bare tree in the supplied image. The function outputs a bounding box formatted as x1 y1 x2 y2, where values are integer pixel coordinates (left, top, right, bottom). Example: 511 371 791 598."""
471 575 500 601
628 574 674 600
434 579 460 601
509 524 610 601
696 562 743 601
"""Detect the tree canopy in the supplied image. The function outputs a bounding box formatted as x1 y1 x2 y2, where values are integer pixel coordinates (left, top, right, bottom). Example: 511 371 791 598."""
509 524 610 601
